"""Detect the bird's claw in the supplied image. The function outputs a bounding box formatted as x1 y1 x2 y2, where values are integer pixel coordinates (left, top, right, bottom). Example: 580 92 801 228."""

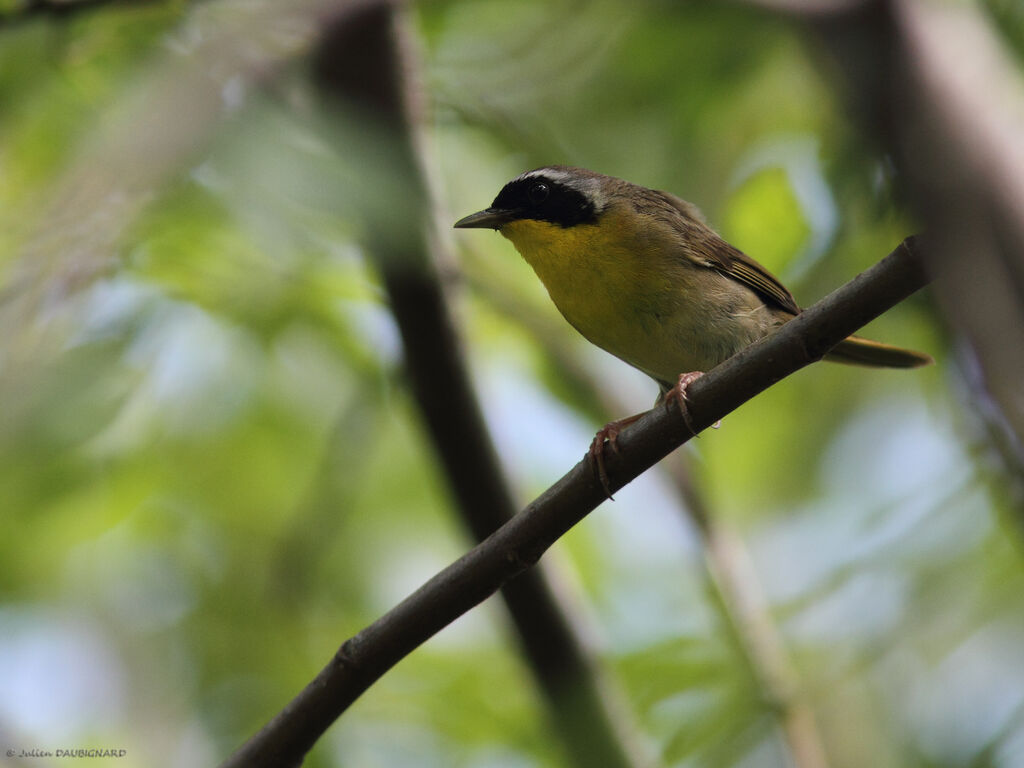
588 413 643 500
663 371 714 436
589 371 717 498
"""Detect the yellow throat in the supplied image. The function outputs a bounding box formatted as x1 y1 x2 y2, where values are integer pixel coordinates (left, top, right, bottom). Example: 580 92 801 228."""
499 213 691 381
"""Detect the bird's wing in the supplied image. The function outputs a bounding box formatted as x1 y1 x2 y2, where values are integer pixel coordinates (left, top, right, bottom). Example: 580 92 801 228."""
702 238 801 315
658 191 801 315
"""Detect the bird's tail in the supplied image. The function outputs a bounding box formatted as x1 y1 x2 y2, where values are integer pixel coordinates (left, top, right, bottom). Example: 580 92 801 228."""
824 336 933 368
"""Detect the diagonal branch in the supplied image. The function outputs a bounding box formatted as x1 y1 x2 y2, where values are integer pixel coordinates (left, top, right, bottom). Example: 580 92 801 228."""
217 236 931 768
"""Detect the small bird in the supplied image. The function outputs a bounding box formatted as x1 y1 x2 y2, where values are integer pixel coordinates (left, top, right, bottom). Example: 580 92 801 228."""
454 166 930 491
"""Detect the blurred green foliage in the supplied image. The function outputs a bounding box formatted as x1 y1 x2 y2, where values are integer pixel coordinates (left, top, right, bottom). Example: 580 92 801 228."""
1 2 1022 768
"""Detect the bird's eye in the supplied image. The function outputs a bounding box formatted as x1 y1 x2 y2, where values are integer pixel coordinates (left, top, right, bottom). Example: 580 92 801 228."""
527 182 549 205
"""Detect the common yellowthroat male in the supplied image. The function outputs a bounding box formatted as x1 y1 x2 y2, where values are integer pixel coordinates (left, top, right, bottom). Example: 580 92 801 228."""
455 166 930 487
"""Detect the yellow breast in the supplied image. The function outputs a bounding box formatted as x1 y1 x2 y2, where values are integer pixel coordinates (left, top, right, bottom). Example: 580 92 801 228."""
500 209 776 383
503 212 687 380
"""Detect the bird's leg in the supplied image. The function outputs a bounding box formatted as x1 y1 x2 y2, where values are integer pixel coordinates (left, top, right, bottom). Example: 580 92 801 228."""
662 371 719 436
589 371 719 498
588 412 645 499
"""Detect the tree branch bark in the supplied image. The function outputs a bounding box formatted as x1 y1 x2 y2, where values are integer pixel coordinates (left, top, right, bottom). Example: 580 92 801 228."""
218 237 931 768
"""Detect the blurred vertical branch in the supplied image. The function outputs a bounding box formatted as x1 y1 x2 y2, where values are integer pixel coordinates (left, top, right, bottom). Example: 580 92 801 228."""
675 469 830 768
307 3 651 768
890 0 1024 504
747 0 1024 505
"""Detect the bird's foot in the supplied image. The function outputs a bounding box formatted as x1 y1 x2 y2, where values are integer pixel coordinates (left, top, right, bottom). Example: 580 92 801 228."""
663 371 719 435
588 412 645 500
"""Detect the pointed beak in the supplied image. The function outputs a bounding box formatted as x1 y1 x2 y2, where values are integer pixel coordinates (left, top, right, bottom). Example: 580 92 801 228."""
453 208 517 230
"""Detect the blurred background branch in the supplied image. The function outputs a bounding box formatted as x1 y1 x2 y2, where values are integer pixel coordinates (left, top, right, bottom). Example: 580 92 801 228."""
302 4 651 768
